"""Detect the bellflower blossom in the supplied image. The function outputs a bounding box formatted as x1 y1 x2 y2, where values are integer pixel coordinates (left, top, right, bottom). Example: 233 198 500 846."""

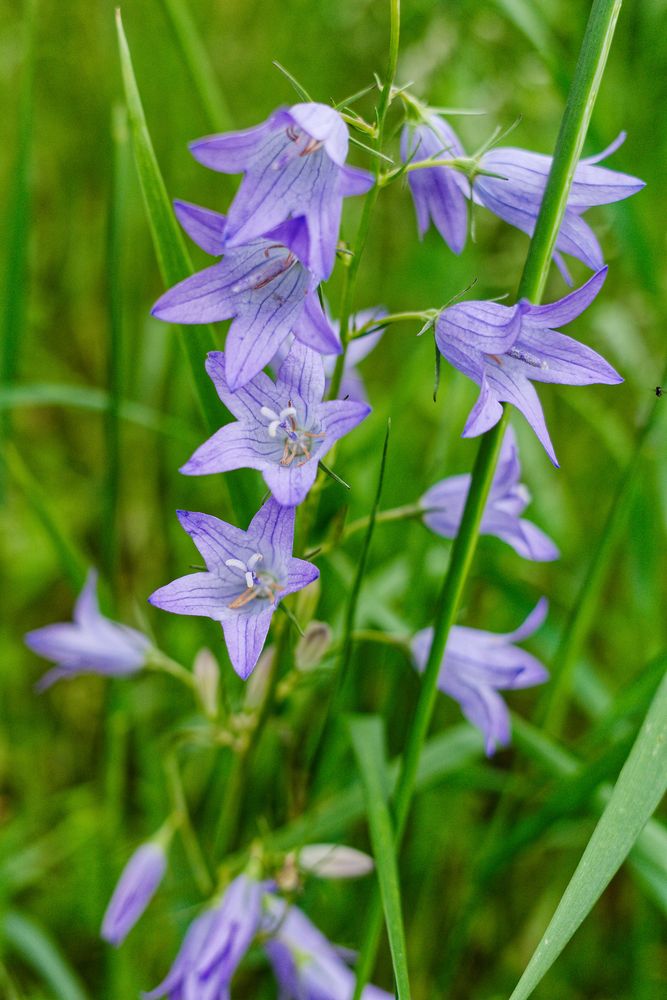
181 341 370 506
262 895 392 1000
152 201 340 390
435 267 622 465
473 133 645 281
401 114 469 253
189 102 374 280
420 426 558 561
102 841 167 946
149 499 318 679
412 599 549 755
25 570 151 690
143 874 263 999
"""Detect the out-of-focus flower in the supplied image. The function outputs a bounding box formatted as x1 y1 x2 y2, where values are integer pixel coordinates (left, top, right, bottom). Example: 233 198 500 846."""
262 896 392 999
25 570 151 690
102 841 167 946
152 201 340 391
149 499 318 679
181 341 370 506
189 102 374 280
420 426 559 561
411 599 549 755
298 844 374 880
143 874 263 999
435 267 622 465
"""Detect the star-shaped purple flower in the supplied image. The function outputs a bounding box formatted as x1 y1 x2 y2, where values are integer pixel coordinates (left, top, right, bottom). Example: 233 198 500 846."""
25 570 151 690
435 267 622 465
401 113 469 253
412 599 549 755
421 426 559 561
152 201 340 390
182 341 370 506
102 841 167 947
189 102 374 280
143 874 263 999
149 499 319 679
473 133 645 282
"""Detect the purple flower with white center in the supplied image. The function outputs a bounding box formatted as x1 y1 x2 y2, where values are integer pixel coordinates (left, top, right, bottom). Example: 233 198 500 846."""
420 426 559 561
473 133 645 282
152 201 340 391
189 102 374 280
435 267 622 465
25 570 151 690
401 114 469 253
101 841 167 946
262 895 392 1000
143 874 263 999
181 341 370 506
412 599 549 756
149 499 318 679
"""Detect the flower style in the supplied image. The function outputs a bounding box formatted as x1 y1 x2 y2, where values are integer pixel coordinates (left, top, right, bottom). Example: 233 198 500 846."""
411 599 549 755
435 267 622 465
473 133 645 281
401 114 469 253
152 201 340 390
102 842 167 946
181 341 370 506
149 499 318 679
189 102 374 280
143 874 263 999
262 895 392 1000
25 570 151 690
420 426 559 561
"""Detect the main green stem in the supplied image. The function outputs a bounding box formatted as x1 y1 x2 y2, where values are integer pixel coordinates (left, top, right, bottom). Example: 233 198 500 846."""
353 0 623 991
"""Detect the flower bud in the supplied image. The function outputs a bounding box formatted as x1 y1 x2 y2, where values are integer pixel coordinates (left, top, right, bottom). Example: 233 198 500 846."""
193 648 219 719
295 621 332 672
298 843 374 879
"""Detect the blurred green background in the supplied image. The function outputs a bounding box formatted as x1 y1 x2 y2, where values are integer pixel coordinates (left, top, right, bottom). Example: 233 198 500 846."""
1 0 666 996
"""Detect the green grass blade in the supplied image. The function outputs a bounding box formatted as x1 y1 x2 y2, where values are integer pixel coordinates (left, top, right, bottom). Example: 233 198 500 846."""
349 715 411 1000
2 910 90 1000
508 671 667 1000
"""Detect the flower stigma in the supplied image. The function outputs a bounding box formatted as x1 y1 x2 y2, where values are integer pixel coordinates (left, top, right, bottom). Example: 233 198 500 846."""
225 553 281 609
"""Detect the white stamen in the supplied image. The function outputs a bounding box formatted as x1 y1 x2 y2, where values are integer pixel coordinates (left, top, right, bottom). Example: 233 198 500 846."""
261 406 280 421
279 406 297 420
244 571 254 588
248 553 263 570
225 558 247 573
268 420 281 438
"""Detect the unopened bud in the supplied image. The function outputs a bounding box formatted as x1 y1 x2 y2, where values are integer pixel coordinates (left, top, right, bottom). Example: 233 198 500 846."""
294 575 321 624
298 844 374 879
193 648 219 719
245 645 275 709
295 621 332 672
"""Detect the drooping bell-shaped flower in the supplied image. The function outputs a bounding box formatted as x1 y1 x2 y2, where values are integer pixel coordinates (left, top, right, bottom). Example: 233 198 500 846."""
149 499 319 679
152 201 340 391
102 841 167 946
189 102 374 280
181 341 370 506
420 426 559 561
25 570 151 690
412 599 549 755
435 267 622 465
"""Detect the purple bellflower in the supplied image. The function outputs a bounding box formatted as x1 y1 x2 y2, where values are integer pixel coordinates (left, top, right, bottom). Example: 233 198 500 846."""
143 874 263 999
420 426 559 561
435 267 622 465
181 341 370 507
25 570 151 690
473 133 645 282
102 841 167 947
262 895 392 1000
401 114 469 254
149 499 318 679
412 599 549 755
152 201 340 391
189 102 374 281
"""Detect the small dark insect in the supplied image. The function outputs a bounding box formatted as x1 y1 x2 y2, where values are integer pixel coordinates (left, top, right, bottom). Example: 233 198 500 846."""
656 386 663 397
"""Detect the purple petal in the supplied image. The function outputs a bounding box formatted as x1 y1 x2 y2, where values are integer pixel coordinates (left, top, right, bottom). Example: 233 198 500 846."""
174 201 226 256
437 300 522 354
556 211 605 270
73 569 101 626
339 164 375 196
318 399 371 445
264 216 312 268
402 120 468 253
248 498 295 566
293 289 342 356
484 365 558 466
481 511 560 561
222 607 274 679
180 423 277 476
149 572 237 620
514 327 622 386
189 117 279 173
263 461 320 507
289 102 349 164
102 843 166 946
276 341 326 412
175 510 255 573
151 263 235 325
283 557 320 597
521 267 607 327
204 352 285 423
502 596 549 643
462 375 504 438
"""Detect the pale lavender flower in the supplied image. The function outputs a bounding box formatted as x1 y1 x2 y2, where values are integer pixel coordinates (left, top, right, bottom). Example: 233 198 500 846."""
189 102 374 280
262 895 392 1000
152 202 340 391
420 426 558 561
435 267 622 465
181 341 370 506
102 842 167 946
149 499 318 679
143 874 263 999
401 114 469 253
25 570 151 690
473 133 645 282
412 600 549 755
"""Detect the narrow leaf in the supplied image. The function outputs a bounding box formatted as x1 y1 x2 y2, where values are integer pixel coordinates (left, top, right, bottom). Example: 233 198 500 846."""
2 911 90 1000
